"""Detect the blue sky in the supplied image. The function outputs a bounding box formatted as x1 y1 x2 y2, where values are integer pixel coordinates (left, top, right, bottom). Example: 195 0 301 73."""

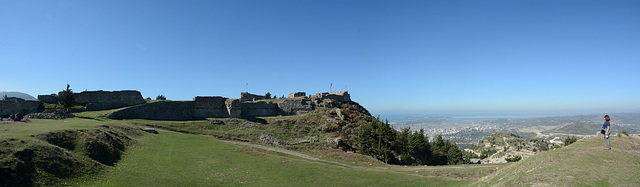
2 0 639 118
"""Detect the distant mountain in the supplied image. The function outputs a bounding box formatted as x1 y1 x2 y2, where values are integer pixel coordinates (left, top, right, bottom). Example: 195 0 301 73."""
0 91 37 100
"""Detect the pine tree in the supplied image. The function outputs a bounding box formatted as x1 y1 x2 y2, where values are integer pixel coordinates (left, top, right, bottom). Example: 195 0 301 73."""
446 143 463 165
264 92 271 99
58 84 75 111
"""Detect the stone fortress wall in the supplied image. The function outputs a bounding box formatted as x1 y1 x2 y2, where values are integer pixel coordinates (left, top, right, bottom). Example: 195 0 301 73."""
70 90 146 111
108 91 351 120
38 94 59 104
0 97 43 117
38 90 146 111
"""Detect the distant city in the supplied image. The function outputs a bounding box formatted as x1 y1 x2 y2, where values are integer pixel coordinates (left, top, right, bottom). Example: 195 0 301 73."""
389 113 640 148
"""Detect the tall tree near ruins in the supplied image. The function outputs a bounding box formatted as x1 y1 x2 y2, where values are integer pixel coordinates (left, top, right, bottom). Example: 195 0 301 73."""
265 92 271 99
59 84 75 111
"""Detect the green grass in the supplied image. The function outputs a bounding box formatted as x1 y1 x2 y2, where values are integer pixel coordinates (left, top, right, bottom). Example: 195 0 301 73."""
79 130 469 186
475 135 640 186
74 108 125 121
0 118 106 137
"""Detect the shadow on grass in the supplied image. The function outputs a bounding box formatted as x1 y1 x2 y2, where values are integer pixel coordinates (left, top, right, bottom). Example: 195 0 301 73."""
242 117 268 124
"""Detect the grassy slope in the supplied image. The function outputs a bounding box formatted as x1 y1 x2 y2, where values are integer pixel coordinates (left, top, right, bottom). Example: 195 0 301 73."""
80 130 470 186
3 118 496 186
0 118 106 137
475 135 640 186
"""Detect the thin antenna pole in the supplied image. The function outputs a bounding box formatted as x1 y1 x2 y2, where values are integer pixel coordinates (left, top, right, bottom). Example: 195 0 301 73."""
330 82 333 92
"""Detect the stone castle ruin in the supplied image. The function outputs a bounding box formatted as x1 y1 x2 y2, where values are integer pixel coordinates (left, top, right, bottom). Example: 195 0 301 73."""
2 89 352 121
0 97 43 117
288 92 306 98
108 91 351 120
240 92 266 102
38 90 146 111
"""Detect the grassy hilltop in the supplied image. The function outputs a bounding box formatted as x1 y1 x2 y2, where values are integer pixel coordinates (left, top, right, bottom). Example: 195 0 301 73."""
475 134 640 186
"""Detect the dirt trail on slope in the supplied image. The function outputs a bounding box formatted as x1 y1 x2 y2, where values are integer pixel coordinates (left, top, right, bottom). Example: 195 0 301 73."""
218 139 319 161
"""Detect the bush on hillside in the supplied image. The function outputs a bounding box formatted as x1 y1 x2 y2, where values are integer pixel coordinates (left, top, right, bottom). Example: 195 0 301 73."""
505 155 522 162
156 94 166 100
564 136 578 146
621 131 629 136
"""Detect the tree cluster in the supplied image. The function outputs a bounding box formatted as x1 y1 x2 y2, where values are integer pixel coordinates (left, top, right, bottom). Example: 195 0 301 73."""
156 94 167 101
357 117 464 165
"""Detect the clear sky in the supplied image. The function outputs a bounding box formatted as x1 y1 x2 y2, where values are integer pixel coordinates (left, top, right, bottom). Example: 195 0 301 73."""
2 0 639 118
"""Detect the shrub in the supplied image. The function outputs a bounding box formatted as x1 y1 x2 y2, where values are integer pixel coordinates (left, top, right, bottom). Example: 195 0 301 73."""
621 131 629 136
505 155 522 162
564 136 578 146
2 94 8 100
156 94 166 100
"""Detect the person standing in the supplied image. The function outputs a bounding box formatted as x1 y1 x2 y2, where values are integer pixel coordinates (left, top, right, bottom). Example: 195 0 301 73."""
602 115 611 150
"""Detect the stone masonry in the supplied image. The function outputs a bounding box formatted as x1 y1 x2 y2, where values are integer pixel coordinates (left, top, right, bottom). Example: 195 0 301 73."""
288 92 306 98
37 94 59 104
240 92 266 102
107 91 352 120
39 90 145 111
0 98 43 117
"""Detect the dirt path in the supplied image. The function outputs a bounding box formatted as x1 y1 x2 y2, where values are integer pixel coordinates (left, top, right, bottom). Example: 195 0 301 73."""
218 139 320 161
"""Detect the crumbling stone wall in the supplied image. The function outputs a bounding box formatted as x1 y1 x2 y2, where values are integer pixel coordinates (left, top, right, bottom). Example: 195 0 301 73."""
107 91 351 120
38 94 59 104
240 102 280 117
225 99 241 118
288 92 306 98
66 90 145 111
0 98 43 117
278 99 314 115
311 91 351 102
108 101 194 120
240 92 266 102
193 96 229 118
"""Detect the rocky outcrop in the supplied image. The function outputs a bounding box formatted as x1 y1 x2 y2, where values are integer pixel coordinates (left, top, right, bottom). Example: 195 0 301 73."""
0 98 43 117
310 91 351 102
25 109 75 120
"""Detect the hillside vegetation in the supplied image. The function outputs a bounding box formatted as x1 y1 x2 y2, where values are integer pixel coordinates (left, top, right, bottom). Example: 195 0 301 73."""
475 134 640 186
467 133 557 163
